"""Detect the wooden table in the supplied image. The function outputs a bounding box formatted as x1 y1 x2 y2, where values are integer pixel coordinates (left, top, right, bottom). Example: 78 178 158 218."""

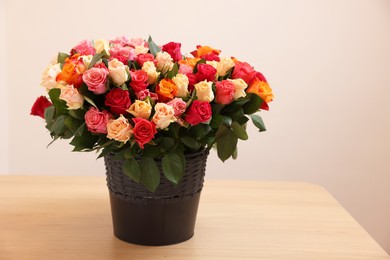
0 176 388 259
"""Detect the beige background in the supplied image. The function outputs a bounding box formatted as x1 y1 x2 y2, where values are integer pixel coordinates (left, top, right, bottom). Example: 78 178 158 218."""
1 0 389 254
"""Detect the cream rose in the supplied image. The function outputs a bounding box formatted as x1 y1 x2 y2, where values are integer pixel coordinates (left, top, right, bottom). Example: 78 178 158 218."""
108 58 129 86
59 84 84 109
106 115 133 143
142 61 160 84
82 55 93 68
217 57 234 77
155 51 174 73
94 39 110 54
194 80 214 102
152 103 176 129
41 63 61 90
172 73 189 98
126 99 152 119
135 45 149 55
228 78 248 100
206 60 218 70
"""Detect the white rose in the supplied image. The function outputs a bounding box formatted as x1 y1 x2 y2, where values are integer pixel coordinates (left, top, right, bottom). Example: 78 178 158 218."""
41 63 61 91
217 57 234 77
94 39 110 54
142 61 160 84
82 55 93 68
152 103 176 129
228 78 248 100
172 73 189 98
156 51 174 73
194 80 214 102
59 84 84 109
135 45 149 55
206 60 218 70
108 58 129 86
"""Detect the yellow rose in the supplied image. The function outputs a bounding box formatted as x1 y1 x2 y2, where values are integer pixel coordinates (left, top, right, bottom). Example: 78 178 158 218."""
142 61 160 84
172 73 189 98
107 115 133 143
127 99 152 119
228 78 248 100
194 80 214 102
152 103 176 129
59 84 84 110
93 39 110 54
217 57 234 77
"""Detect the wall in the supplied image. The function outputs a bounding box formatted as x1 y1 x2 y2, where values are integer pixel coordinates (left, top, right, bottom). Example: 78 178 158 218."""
4 0 390 253
0 0 8 174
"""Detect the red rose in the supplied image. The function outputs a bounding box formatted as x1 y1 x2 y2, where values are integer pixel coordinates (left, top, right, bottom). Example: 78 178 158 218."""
162 42 182 62
136 53 155 67
129 70 149 92
30 96 53 119
185 100 212 125
186 73 197 93
215 80 235 104
195 63 216 82
132 118 157 149
232 61 257 84
201 53 220 62
104 88 131 115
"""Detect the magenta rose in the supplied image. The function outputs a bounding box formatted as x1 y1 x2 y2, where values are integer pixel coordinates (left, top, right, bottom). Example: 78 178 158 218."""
109 46 135 64
184 100 212 125
72 40 96 56
162 42 182 62
232 61 257 84
195 63 216 82
30 96 52 119
85 107 113 134
104 88 131 115
215 80 235 104
136 89 159 102
82 67 109 94
136 53 155 67
201 53 220 62
167 98 187 117
132 118 157 149
129 70 149 92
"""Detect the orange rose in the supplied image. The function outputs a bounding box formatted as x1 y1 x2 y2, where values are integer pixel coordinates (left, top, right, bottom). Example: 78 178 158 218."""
56 54 86 88
178 57 200 68
156 79 178 102
190 45 221 58
246 77 274 103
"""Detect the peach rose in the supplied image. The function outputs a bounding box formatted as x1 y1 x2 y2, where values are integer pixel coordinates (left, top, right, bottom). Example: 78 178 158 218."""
155 51 174 73
41 63 61 90
59 84 84 109
108 58 129 86
172 73 189 98
142 61 160 84
228 78 248 100
194 80 214 102
152 103 176 129
93 39 110 54
106 115 133 143
126 99 152 119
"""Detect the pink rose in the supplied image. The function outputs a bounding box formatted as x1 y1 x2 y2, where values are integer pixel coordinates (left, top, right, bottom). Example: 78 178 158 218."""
110 36 131 47
232 61 257 84
195 63 216 82
72 40 96 56
104 88 131 115
184 100 212 125
136 53 155 67
85 107 113 134
178 64 193 74
215 80 235 104
132 118 157 149
136 89 159 102
129 70 149 92
129 38 147 48
162 42 182 62
167 98 187 117
82 67 109 94
109 46 135 64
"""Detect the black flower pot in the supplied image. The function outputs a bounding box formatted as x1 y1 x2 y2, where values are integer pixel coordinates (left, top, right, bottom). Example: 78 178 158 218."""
104 149 209 246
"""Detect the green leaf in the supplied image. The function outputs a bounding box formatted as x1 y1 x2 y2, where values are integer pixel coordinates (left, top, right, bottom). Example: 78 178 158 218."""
48 88 68 115
209 114 223 129
123 158 142 183
216 128 238 162
84 95 97 108
236 115 249 125
162 153 184 184
222 116 232 127
181 136 200 150
243 94 263 114
161 137 175 151
188 124 212 140
44 106 55 128
193 59 206 73
148 36 161 56
166 63 179 79
51 115 67 135
142 145 161 158
64 116 82 134
69 131 98 151
231 121 248 140
68 109 86 120
88 53 105 69
74 122 86 136
251 114 267 132
140 157 160 192
57 52 69 65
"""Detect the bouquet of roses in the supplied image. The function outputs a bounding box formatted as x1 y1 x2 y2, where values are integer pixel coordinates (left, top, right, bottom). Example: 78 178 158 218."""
31 36 273 191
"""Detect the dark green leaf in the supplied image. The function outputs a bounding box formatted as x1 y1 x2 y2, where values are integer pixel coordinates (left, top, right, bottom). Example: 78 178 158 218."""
209 114 223 129
88 53 104 69
123 158 142 183
216 128 238 162
44 106 55 128
251 114 267 132
57 52 69 65
140 157 160 192
193 59 206 73
188 124 212 140
48 88 68 115
232 147 238 159
166 63 179 79
161 137 175 151
231 121 248 140
181 136 200 150
142 145 161 158
243 94 263 114
69 131 98 151
222 116 232 127
74 123 86 136
236 115 249 125
162 153 184 184
148 36 161 56
51 115 67 135
68 109 86 120
64 116 82 134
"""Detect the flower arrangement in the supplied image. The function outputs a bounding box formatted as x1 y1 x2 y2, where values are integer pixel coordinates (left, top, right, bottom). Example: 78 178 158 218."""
31 36 273 192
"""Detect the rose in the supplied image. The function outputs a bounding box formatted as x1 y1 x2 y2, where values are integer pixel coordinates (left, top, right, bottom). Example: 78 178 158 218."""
190 45 221 58
186 73 197 93
109 46 135 64
136 89 159 102
104 88 131 115
172 73 189 98
228 78 248 100
215 80 235 104
195 63 216 82
108 58 129 86
56 54 86 88
136 53 155 67
93 39 110 54
232 61 257 84
152 103 176 129
167 98 187 117
59 84 84 109
162 42 182 62
82 67 109 94
201 53 220 61
142 61 160 84
81 55 93 68
110 36 131 47
72 40 95 56
194 80 214 102
156 51 174 73
132 118 157 149
206 60 218 70
30 96 52 119
178 64 192 74
41 63 61 90
127 99 152 119
184 100 212 125
106 115 133 143
135 45 149 55
129 37 147 48
217 57 234 77
156 79 178 102
178 57 200 68
129 70 149 92
84 107 112 134
246 77 274 103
